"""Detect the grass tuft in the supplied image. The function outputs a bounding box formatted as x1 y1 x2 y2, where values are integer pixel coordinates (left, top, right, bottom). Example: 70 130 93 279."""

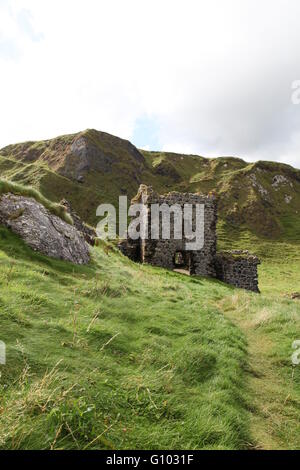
0 178 73 225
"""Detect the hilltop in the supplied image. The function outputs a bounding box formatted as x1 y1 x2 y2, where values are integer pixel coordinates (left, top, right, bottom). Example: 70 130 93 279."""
1 129 300 248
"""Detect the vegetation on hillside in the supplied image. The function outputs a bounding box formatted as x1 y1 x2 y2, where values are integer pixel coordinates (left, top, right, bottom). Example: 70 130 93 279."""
0 227 299 449
0 131 300 449
1 129 300 242
0 178 73 225
0 228 250 450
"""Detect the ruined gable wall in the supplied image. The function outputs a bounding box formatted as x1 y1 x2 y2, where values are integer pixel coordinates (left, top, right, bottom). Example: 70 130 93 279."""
135 186 217 276
119 185 260 293
215 251 260 293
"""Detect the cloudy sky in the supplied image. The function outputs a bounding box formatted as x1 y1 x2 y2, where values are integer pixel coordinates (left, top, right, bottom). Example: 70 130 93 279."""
1 0 300 168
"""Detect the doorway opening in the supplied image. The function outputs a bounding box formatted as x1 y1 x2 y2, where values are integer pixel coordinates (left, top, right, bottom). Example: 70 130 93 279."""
173 251 191 275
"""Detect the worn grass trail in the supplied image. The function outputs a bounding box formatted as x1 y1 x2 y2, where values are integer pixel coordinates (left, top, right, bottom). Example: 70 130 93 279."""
224 305 283 449
217 286 300 450
0 224 299 449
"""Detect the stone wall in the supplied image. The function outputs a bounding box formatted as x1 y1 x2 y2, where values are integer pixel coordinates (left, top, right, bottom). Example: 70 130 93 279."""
118 238 140 262
215 250 260 292
130 185 218 277
119 185 260 293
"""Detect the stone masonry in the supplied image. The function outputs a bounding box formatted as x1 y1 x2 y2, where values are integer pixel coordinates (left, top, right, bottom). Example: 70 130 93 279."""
130 185 217 277
119 185 260 292
215 251 260 293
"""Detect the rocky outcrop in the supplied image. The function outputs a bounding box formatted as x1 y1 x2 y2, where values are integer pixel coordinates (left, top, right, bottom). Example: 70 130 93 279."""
272 174 291 189
60 131 146 182
0 193 90 264
60 199 96 246
153 161 181 182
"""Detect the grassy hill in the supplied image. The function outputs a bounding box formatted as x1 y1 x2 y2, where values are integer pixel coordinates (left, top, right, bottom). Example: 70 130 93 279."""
0 130 300 449
1 129 300 245
0 227 299 450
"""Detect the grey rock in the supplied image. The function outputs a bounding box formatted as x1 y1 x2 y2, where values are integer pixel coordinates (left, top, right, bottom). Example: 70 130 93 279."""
60 199 96 246
0 193 90 264
272 174 290 188
67 135 114 178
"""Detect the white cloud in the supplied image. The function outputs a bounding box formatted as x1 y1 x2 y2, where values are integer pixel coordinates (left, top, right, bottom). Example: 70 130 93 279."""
0 0 300 168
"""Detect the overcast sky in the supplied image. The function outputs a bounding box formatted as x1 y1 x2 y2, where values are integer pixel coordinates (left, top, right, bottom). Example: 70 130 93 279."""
1 0 300 168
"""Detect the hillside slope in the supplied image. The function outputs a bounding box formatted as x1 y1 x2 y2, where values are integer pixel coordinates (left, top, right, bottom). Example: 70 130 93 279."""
0 227 250 450
1 129 300 243
0 227 299 450
0 137 299 449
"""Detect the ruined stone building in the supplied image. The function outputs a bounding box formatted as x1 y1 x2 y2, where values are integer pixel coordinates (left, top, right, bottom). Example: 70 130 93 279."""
119 185 260 292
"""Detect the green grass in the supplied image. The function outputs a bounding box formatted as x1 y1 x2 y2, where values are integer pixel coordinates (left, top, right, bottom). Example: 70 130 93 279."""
218 288 300 449
0 178 73 225
1 129 300 242
0 226 299 449
1 129 300 449
0 227 251 450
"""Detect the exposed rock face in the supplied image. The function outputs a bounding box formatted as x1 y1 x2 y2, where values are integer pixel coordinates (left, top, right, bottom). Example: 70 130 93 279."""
248 173 269 198
60 131 145 182
60 199 96 246
215 251 260 293
272 174 291 189
0 193 90 264
69 136 113 176
285 195 292 204
1 129 300 241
